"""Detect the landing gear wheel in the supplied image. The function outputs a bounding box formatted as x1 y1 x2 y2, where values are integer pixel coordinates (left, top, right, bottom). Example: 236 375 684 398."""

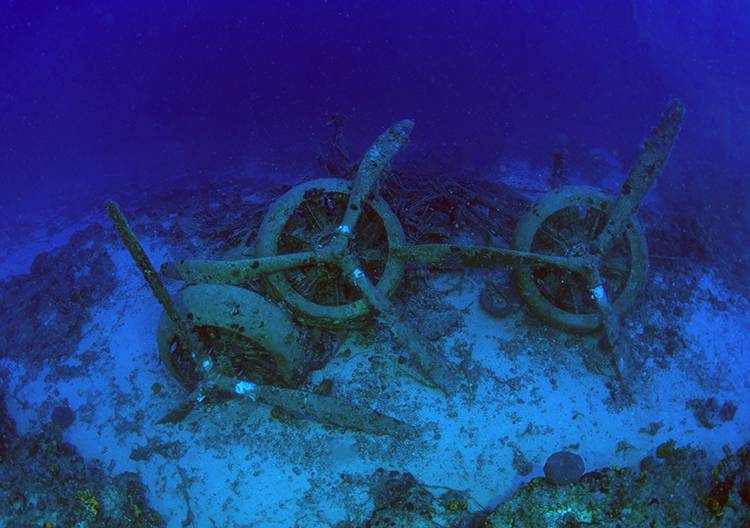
512 186 648 333
157 284 307 389
256 178 405 329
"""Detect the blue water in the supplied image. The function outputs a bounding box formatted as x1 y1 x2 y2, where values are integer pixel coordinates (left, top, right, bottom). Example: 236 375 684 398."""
3 2 748 228
1 2 750 526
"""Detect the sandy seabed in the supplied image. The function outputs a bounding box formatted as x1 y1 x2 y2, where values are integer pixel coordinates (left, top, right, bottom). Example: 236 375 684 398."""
1 200 748 528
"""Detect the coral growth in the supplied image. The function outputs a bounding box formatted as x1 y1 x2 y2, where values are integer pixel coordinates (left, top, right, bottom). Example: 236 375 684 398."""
335 442 750 527
0 396 164 527
487 441 750 527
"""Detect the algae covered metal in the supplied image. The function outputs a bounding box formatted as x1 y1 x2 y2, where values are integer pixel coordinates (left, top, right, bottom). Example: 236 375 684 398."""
107 101 684 432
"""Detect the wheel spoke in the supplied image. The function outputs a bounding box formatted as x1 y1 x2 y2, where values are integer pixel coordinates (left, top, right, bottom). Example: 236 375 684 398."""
334 275 343 306
536 271 559 299
318 193 347 231
555 280 571 308
568 275 585 314
558 208 580 235
303 203 325 231
602 256 629 274
584 208 605 239
282 227 313 249
539 226 566 252
294 267 326 297
356 217 383 245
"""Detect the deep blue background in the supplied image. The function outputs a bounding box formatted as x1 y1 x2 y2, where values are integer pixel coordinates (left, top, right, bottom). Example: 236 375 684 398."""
1 1 749 239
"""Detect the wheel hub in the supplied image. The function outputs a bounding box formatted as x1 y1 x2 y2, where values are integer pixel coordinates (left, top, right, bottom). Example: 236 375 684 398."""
566 241 590 257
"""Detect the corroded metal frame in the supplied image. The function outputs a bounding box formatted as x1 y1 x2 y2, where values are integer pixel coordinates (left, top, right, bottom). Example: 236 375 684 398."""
109 101 684 431
165 102 682 327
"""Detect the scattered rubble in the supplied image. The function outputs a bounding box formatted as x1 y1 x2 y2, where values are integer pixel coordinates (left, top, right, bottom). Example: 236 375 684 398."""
687 397 738 429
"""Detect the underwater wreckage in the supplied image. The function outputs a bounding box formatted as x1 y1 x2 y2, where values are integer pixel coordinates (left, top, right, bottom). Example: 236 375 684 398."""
106 100 685 436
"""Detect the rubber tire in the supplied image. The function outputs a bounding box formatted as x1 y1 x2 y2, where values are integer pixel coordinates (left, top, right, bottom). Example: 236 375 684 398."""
512 186 649 333
255 178 405 328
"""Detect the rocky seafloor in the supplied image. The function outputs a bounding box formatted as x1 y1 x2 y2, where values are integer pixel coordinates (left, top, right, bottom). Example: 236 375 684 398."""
0 394 164 527
336 439 750 528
